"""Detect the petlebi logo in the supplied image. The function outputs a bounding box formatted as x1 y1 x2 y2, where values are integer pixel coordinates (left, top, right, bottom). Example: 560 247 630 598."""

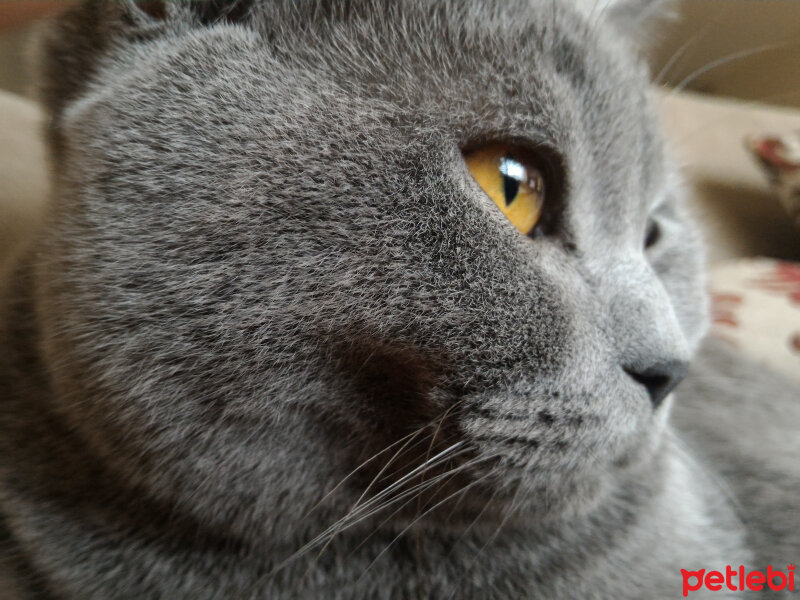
681 564 795 596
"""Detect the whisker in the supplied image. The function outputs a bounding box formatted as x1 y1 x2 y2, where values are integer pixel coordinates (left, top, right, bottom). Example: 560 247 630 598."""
347 453 502 558
289 452 480 586
306 396 472 520
668 40 800 98
303 449 475 563
353 468 502 584
303 423 433 518
653 12 729 87
337 441 466 524
415 399 463 519
264 442 469 579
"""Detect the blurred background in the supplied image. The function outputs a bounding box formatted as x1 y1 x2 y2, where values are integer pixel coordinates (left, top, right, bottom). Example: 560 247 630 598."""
654 0 800 110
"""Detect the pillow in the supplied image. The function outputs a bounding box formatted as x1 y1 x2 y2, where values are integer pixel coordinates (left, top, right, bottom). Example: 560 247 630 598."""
746 131 800 228
710 258 800 383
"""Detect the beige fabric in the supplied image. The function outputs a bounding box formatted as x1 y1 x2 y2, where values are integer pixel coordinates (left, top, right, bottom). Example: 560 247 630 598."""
0 89 48 279
709 258 800 383
744 130 800 227
657 90 800 263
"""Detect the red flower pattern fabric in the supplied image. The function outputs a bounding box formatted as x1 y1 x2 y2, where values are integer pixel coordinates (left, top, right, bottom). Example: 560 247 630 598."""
746 131 800 227
750 262 800 305
709 259 800 383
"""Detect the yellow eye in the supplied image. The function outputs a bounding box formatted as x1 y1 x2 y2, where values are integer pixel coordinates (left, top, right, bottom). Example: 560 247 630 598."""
464 144 546 236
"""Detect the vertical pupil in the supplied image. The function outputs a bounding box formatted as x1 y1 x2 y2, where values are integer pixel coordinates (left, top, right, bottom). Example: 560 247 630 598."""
499 156 524 207
502 174 520 207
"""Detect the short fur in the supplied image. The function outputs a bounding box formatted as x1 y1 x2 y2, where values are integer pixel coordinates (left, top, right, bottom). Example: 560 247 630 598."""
0 1 797 598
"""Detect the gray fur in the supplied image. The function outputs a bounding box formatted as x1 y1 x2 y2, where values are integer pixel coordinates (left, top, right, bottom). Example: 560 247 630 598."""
0 0 797 598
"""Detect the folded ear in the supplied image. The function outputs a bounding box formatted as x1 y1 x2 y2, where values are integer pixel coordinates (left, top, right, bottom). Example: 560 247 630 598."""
572 0 673 46
37 0 254 123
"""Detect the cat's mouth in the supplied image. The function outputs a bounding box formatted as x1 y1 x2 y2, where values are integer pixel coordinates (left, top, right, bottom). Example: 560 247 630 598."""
318 394 649 530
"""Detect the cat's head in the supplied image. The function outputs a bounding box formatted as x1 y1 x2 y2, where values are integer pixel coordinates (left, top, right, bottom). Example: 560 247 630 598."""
36 0 704 545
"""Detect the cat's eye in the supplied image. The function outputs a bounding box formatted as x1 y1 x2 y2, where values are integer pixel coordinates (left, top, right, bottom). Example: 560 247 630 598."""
464 144 546 236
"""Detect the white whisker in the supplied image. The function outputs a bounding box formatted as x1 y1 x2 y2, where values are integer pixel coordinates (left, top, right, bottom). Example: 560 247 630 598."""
353 468 502 584
668 40 800 98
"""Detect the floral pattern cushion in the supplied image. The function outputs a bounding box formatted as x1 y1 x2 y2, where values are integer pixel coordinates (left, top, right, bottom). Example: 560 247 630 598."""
746 131 800 227
710 258 800 383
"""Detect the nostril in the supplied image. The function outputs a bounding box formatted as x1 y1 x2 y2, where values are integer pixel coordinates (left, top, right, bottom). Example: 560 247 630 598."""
624 361 689 408
627 371 671 406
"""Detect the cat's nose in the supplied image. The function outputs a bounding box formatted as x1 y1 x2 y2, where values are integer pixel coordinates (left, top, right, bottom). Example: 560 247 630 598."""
624 360 689 408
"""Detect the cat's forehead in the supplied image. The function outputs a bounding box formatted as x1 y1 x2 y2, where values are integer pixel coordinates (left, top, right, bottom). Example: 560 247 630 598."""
258 0 648 115
247 0 664 211
79 0 665 229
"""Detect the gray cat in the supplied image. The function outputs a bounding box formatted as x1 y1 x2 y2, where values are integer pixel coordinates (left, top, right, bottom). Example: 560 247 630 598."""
1 0 798 598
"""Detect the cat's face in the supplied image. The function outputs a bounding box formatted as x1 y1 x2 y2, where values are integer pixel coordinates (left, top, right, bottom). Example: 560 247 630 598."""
39 0 706 544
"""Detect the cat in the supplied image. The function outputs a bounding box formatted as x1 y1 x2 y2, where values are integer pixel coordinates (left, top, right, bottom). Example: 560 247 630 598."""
1 0 798 598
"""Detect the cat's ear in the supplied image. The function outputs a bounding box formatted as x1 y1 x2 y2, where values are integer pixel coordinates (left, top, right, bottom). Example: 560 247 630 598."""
37 0 255 122
572 0 674 45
